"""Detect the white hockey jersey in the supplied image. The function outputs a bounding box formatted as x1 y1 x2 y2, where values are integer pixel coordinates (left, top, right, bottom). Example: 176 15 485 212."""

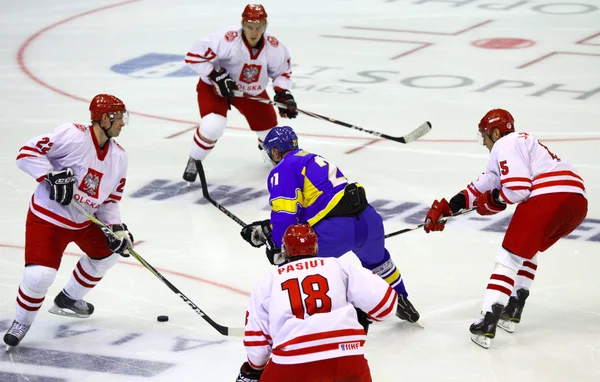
463 132 585 206
16 123 128 229
243 257 397 368
185 26 292 95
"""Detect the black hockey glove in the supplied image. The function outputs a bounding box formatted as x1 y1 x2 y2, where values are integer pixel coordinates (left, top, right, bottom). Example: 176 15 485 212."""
45 168 76 206
106 223 134 257
355 308 373 335
274 87 297 119
208 69 237 99
240 219 271 248
265 237 285 266
236 362 263 382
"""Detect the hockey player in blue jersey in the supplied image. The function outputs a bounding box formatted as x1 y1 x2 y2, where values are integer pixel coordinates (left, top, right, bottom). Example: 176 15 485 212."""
240 125 420 323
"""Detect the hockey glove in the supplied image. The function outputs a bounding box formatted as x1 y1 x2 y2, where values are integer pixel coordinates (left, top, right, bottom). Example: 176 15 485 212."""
355 308 373 334
45 168 77 206
208 69 237 99
106 223 134 257
474 189 506 216
265 237 285 266
274 87 298 119
423 198 453 233
236 362 263 382
240 219 271 248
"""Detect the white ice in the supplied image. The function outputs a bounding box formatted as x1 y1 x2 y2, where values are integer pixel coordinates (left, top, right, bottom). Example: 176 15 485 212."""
0 0 599 381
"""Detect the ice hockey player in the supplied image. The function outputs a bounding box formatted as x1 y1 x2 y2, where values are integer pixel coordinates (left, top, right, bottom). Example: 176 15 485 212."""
236 224 397 382
423 109 587 349
182 4 297 182
4 94 135 349
240 125 420 324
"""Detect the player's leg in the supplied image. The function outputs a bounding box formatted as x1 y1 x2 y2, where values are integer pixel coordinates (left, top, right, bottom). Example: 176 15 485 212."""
351 206 419 323
50 225 120 318
232 90 278 151
4 211 67 348
183 79 230 182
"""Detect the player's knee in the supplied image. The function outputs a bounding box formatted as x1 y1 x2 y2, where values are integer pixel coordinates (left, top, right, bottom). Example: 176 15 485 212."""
23 265 57 292
87 253 121 273
255 127 275 143
495 247 524 272
200 113 227 141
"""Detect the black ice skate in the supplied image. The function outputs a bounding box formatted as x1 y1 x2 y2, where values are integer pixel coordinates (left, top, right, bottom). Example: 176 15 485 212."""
48 290 95 319
498 288 530 333
3 320 31 350
469 303 504 349
396 295 420 324
182 157 198 183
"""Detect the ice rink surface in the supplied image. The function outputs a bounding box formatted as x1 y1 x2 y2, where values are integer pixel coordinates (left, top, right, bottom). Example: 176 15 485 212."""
0 0 599 381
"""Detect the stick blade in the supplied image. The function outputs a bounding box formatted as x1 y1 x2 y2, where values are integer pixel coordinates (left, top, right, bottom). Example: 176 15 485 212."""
398 121 432 144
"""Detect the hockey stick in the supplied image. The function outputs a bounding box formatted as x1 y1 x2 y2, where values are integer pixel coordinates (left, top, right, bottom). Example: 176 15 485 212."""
384 208 476 239
194 160 247 227
72 202 244 337
233 90 432 144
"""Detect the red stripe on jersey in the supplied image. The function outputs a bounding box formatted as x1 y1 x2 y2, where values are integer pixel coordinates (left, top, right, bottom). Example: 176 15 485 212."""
467 184 481 197
107 193 122 201
517 270 535 280
19 146 44 155
501 177 531 185
77 262 102 282
371 292 397 321
185 59 210 64
18 288 45 304
500 188 514 205
531 180 585 191
534 170 583 182
16 153 41 160
247 358 266 370
245 330 272 341
506 186 531 191
368 287 393 317
31 196 91 229
490 274 515 286
523 261 538 270
272 340 366 357
277 329 365 349
244 340 271 347
280 73 291 79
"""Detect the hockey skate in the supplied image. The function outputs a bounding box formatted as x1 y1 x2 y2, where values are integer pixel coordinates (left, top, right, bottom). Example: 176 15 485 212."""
396 295 420 324
182 157 198 183
498 288 529 333
469 303 504 349
48 290 95 319
4 320 31 350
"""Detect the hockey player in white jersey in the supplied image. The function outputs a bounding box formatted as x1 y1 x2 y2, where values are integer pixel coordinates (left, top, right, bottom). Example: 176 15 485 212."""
423 109 588 349
3 94 135 349
236 224 397 382
182 4 297 182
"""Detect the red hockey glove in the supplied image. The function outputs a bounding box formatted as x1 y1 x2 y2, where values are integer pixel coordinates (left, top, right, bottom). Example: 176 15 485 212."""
423 198 452 233
474 189 506 216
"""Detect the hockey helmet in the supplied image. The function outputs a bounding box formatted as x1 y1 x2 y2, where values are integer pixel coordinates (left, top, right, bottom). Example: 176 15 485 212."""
242 4 268 23
282 224 318 259
263 126 299 161
478 108 514 137
90 94 128 124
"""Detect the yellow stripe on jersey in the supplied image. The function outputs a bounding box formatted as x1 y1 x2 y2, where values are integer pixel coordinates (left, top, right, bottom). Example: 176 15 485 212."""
294 150 311 157
301 166 322 208
307 189 345 226
271 188 304 214
384 269 401 285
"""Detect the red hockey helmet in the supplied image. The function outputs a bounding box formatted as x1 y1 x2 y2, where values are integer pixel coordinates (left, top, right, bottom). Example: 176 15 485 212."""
282 224 318 259
242 4 268 22
478 109 514 137
90 94 127 122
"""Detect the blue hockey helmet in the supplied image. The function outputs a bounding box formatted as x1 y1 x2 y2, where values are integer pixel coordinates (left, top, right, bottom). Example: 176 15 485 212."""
263 126 298 161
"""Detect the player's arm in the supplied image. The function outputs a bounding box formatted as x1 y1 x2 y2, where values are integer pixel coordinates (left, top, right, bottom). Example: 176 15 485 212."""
16 125 80 205
184 34 220 77
342 261 398 323
238 276 272 381
268 42 296 118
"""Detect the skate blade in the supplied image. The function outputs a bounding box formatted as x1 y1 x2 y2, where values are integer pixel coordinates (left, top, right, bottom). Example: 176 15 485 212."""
470 334 491 349
498 319 516 333
48 305 90 319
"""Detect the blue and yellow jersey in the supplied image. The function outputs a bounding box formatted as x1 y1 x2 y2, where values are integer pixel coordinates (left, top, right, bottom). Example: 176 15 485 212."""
267 149 354 247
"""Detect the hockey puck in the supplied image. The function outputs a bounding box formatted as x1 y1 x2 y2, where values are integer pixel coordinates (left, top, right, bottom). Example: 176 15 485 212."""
157 315 169 322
